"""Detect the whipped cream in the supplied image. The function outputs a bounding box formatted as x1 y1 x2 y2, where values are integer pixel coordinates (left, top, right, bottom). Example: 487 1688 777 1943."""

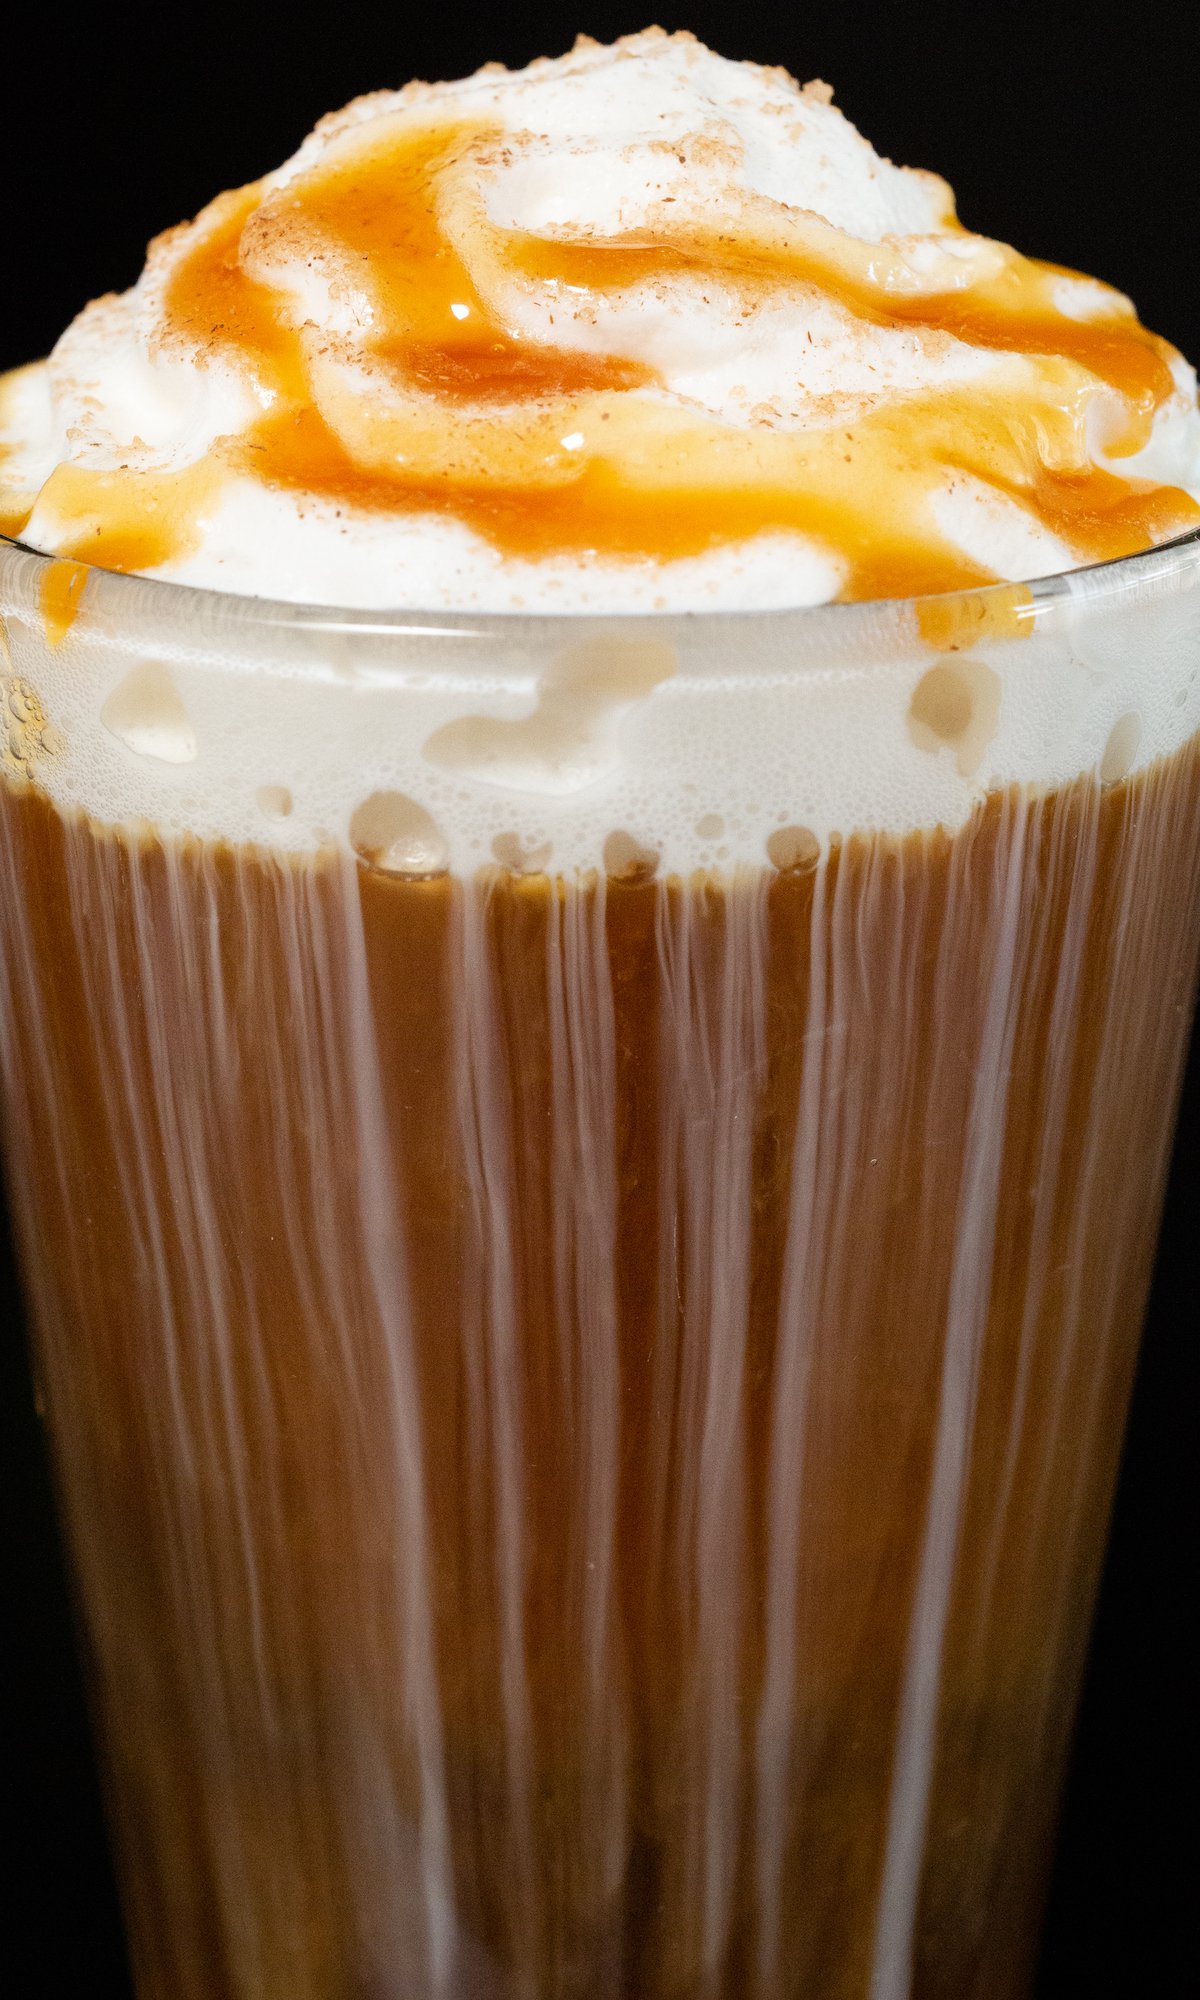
2 28 1199 610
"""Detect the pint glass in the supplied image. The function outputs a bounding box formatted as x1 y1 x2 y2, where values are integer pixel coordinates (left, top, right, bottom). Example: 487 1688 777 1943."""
2 530 1199 2000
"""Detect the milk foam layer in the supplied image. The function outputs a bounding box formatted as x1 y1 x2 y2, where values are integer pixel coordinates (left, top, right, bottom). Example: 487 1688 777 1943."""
3 537 1199 870
2 29 1199 610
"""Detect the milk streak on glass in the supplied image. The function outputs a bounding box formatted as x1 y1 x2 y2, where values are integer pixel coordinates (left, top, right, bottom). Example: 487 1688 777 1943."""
3 27 1200 2000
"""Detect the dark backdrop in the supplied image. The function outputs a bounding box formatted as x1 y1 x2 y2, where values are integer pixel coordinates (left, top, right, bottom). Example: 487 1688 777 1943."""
2 2 1196 1994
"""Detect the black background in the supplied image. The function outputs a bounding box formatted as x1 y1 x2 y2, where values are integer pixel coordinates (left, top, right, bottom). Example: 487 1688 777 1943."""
2 1 1197 1993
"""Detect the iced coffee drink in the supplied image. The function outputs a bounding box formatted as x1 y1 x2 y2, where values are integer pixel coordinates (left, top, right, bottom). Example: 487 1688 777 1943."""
2 30 1199 2000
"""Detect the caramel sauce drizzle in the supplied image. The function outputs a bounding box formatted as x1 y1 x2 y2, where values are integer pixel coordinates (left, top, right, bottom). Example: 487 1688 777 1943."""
4 115 1198 602
510 231 1176 436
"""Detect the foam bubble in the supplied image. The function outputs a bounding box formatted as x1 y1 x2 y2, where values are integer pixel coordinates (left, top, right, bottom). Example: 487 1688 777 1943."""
907 659 1002 780
1100 711 1142 784
423 639 677 795
766 825 820 873
256 784 294 821
491 831 553 874
101 661 197 765
350 790 450 877
1 669 57 783
603 831 659 882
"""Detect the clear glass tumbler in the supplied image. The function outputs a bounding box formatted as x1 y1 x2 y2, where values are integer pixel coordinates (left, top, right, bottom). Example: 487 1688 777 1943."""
2 528 1199 2000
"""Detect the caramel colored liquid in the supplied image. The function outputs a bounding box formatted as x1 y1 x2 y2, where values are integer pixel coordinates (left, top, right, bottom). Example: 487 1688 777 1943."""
9 115 1198 594
2 740 1199 2000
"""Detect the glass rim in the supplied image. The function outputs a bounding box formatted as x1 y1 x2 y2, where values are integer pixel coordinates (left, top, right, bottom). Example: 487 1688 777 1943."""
2 521 1199 643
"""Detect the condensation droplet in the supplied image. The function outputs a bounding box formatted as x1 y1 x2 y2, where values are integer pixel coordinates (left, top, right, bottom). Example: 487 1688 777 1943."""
907 657 1002 779
1100 712 1142 785
256 784 294 821
350 790 448 877
101 661 197 764
491 831 553 874
695 811 725 840
767 824 821 873
603 830 660 883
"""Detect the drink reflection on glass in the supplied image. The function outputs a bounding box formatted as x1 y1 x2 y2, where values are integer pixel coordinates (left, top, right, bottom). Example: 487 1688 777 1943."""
3 30 1200 2000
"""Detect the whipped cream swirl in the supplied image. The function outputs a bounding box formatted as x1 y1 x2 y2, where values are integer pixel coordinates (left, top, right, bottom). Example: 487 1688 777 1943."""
2 28 1198 609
